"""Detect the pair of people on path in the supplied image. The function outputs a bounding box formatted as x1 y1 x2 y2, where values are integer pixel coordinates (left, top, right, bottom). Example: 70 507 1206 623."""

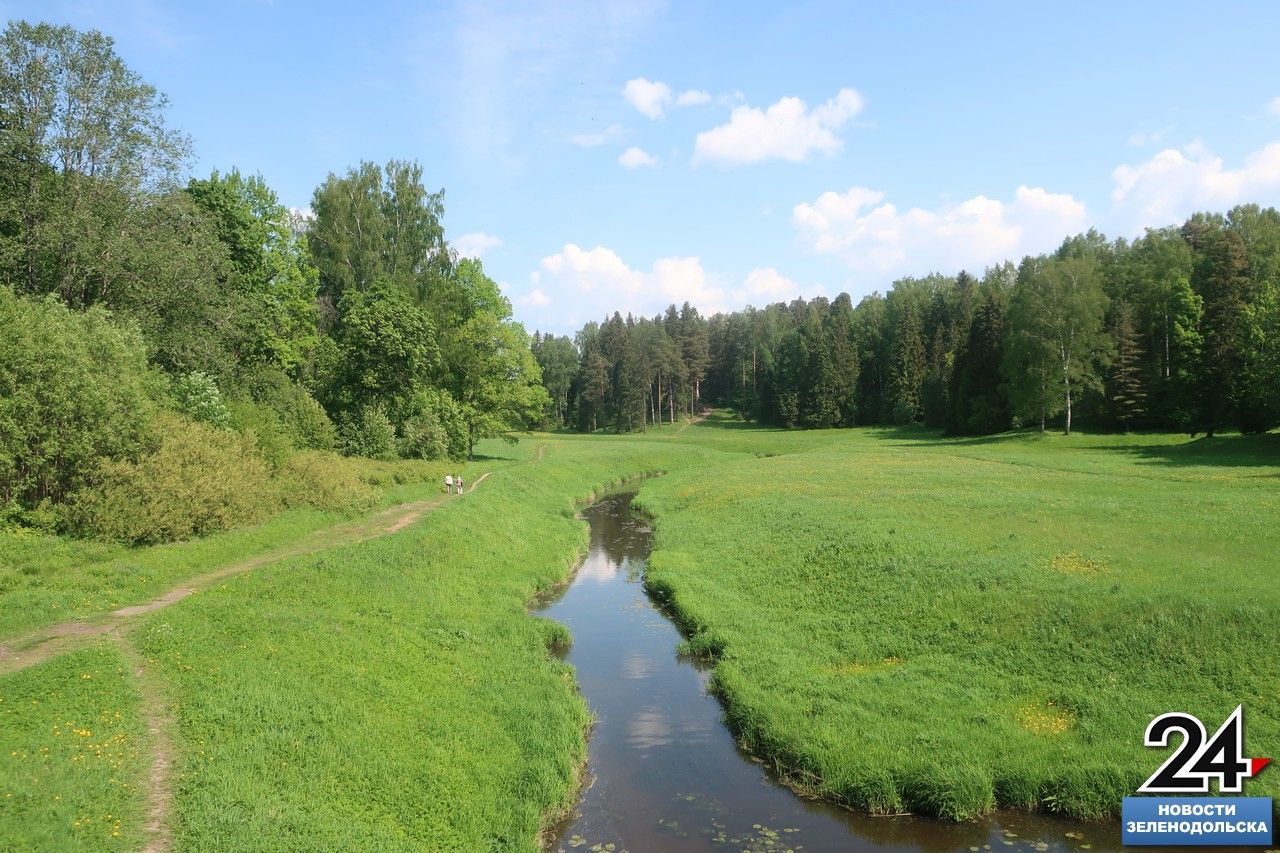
445 473 465 495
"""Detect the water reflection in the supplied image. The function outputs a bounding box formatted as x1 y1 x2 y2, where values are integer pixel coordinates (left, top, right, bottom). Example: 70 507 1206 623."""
537 490 1149 853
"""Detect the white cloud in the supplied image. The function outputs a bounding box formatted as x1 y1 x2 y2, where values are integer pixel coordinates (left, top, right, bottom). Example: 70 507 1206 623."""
734 267 802 303
570 123 625 147
693 87 864 166
618 146 658 169
454 231 503 259
623 77 672 119
532 244 729 321
1268 97 1280 116
1111 140 1280 230
676 89 711 107
526 245 828 330
793 185 1088 279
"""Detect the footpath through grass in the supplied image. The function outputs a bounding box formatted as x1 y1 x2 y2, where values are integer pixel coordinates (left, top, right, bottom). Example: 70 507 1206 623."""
638 414 1280 819
0 454 499 641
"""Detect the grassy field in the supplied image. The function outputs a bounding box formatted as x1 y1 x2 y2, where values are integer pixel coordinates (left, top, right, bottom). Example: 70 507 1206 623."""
0 643 150 851
638 414 1280 819
2 415 1277 848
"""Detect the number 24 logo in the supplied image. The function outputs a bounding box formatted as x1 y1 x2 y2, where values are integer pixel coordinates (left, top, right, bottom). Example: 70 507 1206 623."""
1139 706 1270 794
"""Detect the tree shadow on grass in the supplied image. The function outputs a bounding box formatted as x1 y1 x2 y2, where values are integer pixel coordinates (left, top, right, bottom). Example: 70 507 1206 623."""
881 424 1280 469
872 424 1034 447
695 411 788 432
1089 433 1280 469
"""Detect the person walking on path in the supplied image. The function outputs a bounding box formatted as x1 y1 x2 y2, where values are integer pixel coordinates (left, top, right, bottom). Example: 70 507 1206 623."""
455 474 464 495
444 473 453 494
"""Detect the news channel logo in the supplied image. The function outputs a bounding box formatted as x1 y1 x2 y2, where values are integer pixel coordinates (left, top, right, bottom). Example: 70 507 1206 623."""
1122 706 1272 846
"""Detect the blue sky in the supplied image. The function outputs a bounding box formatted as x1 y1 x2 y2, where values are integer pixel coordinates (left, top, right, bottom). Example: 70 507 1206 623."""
6 1 1280 334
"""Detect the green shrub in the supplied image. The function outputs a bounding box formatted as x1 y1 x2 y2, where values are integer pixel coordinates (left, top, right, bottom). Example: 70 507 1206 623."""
0 290 157 508
342 404 397 460
238 367 337 451
284 388 339 450
68 413 278 543
398 390 468 460
275 450 379 514
171 370 232 428
227 399 295 468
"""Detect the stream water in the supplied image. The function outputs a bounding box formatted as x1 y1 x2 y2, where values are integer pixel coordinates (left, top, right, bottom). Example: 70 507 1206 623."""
535 490 1147 853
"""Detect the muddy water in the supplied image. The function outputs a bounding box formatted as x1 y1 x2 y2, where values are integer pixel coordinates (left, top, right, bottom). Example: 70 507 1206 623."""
536 491 1136 853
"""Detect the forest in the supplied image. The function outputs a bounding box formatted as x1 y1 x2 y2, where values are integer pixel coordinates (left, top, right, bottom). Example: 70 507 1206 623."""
535 216 1280 440
0 22 546 543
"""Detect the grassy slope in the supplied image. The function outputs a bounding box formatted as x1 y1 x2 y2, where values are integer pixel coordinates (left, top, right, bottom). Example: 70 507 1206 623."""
125 434 722 851
638 415 1280 819
0 456 489 639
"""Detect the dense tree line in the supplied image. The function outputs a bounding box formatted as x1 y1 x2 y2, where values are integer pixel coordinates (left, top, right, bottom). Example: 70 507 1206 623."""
0 21 545 539
533 303 710 432
540 219 1280 437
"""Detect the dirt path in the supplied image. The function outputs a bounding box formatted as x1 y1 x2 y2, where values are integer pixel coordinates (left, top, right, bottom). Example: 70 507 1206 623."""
114 638 176 853
672 411 709 436
0 465 510 676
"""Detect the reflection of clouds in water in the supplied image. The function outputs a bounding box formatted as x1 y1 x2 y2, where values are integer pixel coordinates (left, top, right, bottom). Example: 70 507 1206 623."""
677 714 715 744
576 552 620 582
621 650 654 680
628 706 672 749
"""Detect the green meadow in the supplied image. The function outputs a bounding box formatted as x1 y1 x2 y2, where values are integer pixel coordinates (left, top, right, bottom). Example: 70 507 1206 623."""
639 415 1279 819
2 416 1277 849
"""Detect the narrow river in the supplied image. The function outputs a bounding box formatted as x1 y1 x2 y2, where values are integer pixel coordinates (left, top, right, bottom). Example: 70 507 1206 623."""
536 490 1138 853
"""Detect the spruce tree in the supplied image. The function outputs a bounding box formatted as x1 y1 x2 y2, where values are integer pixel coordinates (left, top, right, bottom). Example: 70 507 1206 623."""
1109 302 1147 430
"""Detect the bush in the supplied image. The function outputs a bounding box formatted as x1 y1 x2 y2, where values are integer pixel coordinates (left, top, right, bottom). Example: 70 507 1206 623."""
342 404 397 460
68 413 278 544
0 290 157 509
237 367 337 451
227 399 295 469
284 389 338 450
275 450 379 514
398 390 468 460
170 370 231 428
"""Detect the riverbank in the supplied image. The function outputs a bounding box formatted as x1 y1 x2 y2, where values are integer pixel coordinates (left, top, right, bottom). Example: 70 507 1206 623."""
0 435 725 851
